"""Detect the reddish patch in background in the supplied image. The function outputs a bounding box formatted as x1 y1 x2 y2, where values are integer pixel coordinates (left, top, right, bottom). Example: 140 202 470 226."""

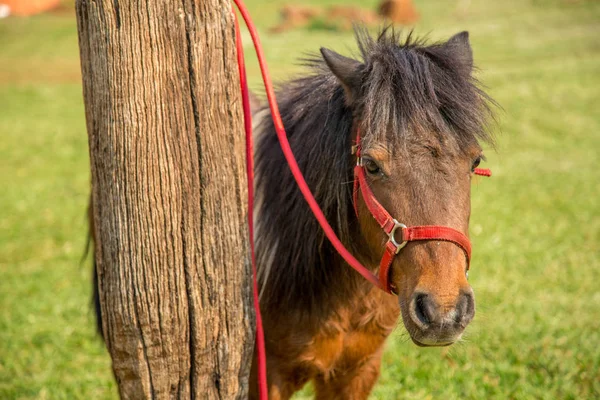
1 0 61 16
379 0 420 25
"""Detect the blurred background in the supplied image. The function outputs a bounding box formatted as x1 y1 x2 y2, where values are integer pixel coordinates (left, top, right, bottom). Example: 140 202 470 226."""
0 0 598 398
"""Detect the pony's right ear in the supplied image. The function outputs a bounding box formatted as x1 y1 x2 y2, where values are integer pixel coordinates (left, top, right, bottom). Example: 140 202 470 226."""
320 48 362 105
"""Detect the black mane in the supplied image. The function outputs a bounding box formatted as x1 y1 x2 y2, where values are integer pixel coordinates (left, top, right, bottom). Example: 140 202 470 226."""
254 28 494 316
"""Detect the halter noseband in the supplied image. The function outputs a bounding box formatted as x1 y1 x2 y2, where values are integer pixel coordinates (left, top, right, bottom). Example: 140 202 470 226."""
352 132 490 294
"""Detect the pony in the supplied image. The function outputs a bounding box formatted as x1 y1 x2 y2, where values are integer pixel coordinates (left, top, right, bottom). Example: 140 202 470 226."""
249 28 493 398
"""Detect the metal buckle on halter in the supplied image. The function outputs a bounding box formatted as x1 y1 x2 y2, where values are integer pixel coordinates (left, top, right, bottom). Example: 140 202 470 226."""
389 220 408 254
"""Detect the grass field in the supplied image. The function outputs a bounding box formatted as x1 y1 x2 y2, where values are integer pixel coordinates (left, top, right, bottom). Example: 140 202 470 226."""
1 0 599 398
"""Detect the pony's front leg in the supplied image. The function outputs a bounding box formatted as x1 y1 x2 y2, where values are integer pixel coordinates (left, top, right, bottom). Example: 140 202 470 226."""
249 371 296 400
313 350 383 400
249 356 310 400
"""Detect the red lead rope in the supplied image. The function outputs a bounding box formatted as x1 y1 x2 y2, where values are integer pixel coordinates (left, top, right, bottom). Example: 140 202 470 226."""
233 12 268 400
232 2 491 397
233 2 383 396
233 2 382 397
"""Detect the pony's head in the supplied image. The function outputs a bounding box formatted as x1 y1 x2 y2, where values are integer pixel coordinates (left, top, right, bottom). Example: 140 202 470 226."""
321 30 493 346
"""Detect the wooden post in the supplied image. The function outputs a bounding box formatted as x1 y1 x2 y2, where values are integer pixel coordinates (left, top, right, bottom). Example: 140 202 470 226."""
75 0 254 398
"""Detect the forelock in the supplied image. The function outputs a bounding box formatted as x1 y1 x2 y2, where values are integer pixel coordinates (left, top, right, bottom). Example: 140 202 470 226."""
353 27 495 151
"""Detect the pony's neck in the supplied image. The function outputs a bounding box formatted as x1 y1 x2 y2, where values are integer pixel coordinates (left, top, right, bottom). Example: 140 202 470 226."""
254 70 377 317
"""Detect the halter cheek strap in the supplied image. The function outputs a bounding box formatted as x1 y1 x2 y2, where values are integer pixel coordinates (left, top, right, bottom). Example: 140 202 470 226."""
352 134 490 294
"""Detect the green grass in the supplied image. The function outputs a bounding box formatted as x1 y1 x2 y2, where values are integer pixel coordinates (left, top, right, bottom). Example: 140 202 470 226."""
1 0 599 398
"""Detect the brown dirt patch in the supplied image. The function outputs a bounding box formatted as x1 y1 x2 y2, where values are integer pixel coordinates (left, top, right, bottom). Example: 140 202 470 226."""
269 0 420 34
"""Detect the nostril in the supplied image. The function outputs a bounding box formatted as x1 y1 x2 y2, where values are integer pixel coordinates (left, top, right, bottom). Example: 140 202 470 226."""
415 294 429 325
455 295 467 322
464 292 475 322
455 291 475 324
413 293 436 327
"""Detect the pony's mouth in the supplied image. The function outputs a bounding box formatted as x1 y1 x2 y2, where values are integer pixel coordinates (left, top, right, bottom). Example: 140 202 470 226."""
402 309 465 347
408 324 465 347
410 336 455 347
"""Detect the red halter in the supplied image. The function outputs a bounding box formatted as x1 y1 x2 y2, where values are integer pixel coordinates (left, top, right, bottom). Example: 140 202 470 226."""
352 133 490 294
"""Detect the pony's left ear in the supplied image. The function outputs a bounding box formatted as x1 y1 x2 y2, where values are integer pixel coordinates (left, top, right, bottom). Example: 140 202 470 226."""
446 31 473 72
320 47 362 105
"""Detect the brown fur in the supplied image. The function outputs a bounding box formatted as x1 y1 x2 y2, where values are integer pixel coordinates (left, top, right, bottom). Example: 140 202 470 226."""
251 288 398 399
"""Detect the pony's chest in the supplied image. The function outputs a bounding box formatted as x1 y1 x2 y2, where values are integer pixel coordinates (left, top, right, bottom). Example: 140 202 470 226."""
300 294 399 375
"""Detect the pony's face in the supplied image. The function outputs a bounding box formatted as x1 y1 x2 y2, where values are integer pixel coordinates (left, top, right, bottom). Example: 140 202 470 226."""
356 136 480 346
322 30 492 346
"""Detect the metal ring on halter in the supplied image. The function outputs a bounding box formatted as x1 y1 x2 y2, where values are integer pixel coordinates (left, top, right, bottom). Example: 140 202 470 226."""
389 220 408 254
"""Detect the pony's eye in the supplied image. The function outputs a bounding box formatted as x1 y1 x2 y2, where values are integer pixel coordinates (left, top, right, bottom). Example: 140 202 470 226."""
471 156 482 172
364 159 381 175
